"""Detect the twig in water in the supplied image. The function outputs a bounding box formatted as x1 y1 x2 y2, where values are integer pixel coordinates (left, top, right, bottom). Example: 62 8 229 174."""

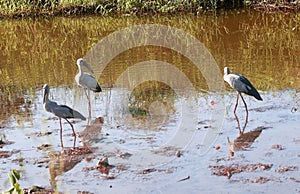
177 176 190 182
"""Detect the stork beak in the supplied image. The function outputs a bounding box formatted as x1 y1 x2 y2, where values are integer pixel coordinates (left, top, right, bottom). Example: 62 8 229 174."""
224 67 230 75
42 84 48 104
43 90 46 104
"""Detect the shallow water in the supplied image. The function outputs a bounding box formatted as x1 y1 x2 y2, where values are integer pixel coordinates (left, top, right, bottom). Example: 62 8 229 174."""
1 88 299 193
0 9 300 193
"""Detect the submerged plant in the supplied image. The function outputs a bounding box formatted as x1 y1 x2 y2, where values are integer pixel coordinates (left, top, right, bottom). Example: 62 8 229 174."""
2 169 22 194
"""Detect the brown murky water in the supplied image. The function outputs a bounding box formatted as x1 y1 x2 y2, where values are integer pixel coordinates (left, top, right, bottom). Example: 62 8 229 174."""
0 10 299 120
0 10 300 193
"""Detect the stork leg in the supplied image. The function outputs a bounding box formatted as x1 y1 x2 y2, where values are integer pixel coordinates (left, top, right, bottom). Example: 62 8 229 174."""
239 93 248 133
65 118 76 148
59 118 64 148
234 92 242 134
88 89 91 122
84 88 91 125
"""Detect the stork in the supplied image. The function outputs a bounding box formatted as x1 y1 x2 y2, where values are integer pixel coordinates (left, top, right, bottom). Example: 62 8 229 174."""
43 84 85 147
224 67 262 133
75 58 101 123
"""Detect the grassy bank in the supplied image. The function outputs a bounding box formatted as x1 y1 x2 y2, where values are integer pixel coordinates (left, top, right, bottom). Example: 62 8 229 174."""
1 0 299 18
0 0 217 18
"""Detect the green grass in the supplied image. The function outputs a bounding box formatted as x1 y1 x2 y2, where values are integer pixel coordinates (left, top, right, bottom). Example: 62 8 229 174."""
0 0 198 17
0 0 233 17
1 0 299 18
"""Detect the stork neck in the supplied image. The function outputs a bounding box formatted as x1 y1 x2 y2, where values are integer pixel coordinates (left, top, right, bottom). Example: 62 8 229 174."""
43 91 48 104
77 64 84 75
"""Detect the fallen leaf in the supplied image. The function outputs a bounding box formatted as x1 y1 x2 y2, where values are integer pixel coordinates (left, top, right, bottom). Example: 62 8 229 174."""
210 101 216 105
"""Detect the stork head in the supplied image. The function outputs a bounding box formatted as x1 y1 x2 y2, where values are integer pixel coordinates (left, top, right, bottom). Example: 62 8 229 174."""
76 58 94 74
224 67 230 75
76 58 84 66
42 84 49 104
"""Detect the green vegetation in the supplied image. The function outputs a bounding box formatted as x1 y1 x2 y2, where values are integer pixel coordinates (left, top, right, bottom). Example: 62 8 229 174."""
1 0 298 18
2 170 57 194
3 170 22 194
0 0 220 17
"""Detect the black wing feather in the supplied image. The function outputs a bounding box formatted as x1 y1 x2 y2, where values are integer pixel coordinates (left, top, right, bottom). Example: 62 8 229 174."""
233 74 263 101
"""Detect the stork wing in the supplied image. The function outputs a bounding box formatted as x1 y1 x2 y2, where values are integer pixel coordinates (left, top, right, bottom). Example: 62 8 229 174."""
80 73 101 92
231 74 254 94
238 74 254 89
235 74 263 100
51 105 74 118
59 105 86 120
